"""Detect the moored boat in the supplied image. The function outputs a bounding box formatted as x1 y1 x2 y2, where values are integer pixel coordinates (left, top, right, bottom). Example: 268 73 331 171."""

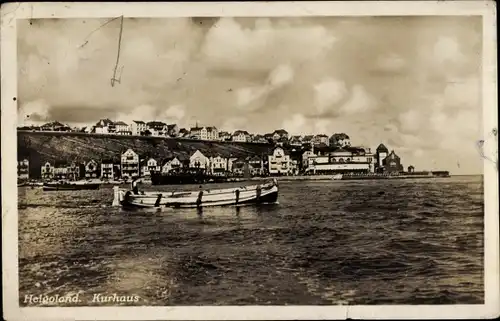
43 180 101 191
112 179 279 208
332 174 343 180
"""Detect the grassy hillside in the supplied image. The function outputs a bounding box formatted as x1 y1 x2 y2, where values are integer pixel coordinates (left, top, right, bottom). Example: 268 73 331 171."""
17 131 276 178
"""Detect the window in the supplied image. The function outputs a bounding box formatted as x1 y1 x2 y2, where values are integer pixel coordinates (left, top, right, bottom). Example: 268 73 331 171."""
339 158 344 163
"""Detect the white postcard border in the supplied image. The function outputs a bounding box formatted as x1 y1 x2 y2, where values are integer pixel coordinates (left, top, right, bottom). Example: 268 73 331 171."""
2 1 498 320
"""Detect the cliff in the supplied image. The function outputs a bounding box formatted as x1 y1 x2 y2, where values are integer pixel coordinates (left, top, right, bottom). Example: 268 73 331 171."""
17 131 276 177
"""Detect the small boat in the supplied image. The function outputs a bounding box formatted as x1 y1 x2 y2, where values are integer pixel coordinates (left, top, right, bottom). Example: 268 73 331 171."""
43 180 101 191
112 179 279 208
332 174 343 180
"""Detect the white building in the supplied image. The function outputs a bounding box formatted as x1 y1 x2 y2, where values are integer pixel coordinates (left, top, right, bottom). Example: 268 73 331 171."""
141 158 160 177
101 160 115 180
161 156 183 173
305 148 376 174
114 121 131 135
18 158 29 180
232 130 249 142
210 155 228 175
130 121 147 136
85 159 99 178
190 126 208 140
189 150 210 170
41 161 54 180
206 127 219 141
121 149 140 178
268 147 293 175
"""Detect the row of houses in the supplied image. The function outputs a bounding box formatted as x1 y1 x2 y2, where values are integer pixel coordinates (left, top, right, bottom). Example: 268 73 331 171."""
17 120 352 147
18 143 408 181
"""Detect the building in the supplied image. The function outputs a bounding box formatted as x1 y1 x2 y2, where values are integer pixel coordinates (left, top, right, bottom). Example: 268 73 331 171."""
130 120 147 136
18 158 29 180
375 143 389 172
178 128 189 138
313 134 329 146
85 159 100 178
190 126 208 140
228 158 246 176
101 159 115 180
304 147 376 174
166 124 179 137
272 129 289 141
209 154 228 175
289 135 303 146
247 155 264 176
330 133 351 148
251 134 267 144
206 127 219 141
147 121 167 136
141 158 160 177
268 147 293 175
161 156 183 173
93 119 116 134
121 149 140 178
232 130 250 142
114 121 131 135
40 121 71 132
52 161 80 180
189 150 210 171
219 131 232 141
383 150 404 173
40 162 53 180
408 165 415 173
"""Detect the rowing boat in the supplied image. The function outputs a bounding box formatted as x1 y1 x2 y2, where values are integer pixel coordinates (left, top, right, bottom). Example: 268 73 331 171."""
112 179 279 208
43 181 101 191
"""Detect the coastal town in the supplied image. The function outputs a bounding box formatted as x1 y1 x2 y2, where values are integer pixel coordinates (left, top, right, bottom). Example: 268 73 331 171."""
17 118 431 183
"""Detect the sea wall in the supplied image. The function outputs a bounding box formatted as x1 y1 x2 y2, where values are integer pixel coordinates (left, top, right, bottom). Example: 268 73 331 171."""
17 131 276 178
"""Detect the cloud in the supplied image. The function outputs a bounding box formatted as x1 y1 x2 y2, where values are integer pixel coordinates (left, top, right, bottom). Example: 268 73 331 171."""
339 85 377 115
235 64 294 109
18 99 51 125
313 77 348 114
373 53 407 73
433 36 465 64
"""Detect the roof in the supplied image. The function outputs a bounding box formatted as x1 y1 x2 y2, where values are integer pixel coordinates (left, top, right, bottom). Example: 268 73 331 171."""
179 128 188 133
303 135 314 140
166 124 178 130
273 129 288 135
190 126 204 131
376 143 389 152
316 134 328 138
234 130 249 135
114 121 128 126
206 126 217 132
42 121 66 127
133 120 146 124
147 121 166 127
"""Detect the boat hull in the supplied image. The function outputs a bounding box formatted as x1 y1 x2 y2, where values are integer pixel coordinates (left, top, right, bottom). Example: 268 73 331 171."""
43 183 101 191
113 180 279 209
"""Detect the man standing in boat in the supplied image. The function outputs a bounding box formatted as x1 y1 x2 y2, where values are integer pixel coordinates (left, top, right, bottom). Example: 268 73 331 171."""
131 177 142 195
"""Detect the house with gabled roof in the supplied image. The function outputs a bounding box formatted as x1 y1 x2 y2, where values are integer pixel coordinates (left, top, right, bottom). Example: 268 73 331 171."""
272 129 289 141
232 130 250 142
41 121 71 132
166 124 179 137
114 121 131 135
130 120 147 136
206 126 219 141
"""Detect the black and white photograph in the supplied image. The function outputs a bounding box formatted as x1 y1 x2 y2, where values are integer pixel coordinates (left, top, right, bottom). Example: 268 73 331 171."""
2 1 498 320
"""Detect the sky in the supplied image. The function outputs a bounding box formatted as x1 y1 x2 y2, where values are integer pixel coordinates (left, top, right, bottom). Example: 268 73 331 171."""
17 16 484 174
